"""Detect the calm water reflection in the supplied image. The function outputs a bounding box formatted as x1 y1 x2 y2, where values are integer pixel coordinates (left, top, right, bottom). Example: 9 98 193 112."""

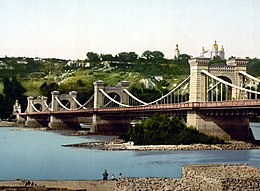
0 127 259 180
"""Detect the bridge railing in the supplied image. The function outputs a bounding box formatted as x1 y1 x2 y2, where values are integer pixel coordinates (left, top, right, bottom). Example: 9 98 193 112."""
21 99 260 115
195 99 260 108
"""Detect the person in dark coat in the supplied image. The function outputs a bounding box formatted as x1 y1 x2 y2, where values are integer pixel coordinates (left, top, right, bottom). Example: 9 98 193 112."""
103 169 109 180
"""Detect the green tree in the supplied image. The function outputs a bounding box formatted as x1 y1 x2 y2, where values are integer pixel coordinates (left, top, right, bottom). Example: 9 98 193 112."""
142 50 153 60
86 52 100 62
141 50 165 62
151 51 164 61
209 55 226 65
76 79 85 87
247 58 260 77
123 114 225 145
40 82 59 102
1 78 27 118
100 54 114 61
129 86 161 103
117 52 138 62
0 94 6 118
118 52 129 62
128 52 138 62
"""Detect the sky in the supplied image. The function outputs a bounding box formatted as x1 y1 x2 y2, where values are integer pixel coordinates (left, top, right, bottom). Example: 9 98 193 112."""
0 0 260 60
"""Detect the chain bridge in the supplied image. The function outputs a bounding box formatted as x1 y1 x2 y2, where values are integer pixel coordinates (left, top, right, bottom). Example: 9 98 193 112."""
16 57 260 141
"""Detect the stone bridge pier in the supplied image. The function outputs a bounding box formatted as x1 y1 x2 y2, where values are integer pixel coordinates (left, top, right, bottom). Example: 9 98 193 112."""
187 57 255 141
91 80 131 133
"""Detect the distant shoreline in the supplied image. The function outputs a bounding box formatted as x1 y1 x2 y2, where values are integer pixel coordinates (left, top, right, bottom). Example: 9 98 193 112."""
2 125 260 151
62 139 260 151
0 120 17 127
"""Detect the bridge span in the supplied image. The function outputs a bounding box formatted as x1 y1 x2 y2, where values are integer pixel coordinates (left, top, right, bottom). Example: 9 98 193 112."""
14 57 260 141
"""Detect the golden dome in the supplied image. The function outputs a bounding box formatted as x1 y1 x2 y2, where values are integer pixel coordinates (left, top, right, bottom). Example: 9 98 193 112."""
220 45 224 51
212 41 218 50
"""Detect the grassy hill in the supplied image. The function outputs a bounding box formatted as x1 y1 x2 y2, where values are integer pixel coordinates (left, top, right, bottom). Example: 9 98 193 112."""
0 56 190 98
1 55 259 99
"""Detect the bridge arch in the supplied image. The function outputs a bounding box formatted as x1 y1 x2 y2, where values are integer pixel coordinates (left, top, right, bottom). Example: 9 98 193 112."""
208 76 232 101
50 91 78 111
104 92 121 107
93 80 130 108
189 57 249 102
27 96 48 112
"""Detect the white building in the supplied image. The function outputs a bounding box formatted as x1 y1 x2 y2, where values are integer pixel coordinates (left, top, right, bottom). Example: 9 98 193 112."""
17 60 28 65
200 41 225 59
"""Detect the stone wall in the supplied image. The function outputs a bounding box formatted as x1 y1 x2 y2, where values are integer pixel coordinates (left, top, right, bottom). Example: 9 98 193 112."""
115 164 260 191
182 164 260 191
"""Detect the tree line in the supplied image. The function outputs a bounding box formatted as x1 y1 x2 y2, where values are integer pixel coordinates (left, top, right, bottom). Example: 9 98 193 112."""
0 78 27 119
86 50 166 62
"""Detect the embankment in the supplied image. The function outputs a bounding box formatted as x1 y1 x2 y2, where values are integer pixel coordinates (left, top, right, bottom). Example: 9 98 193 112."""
0 164 259 191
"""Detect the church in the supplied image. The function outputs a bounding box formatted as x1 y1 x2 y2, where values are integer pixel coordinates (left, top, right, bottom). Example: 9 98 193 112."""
200 41 225 59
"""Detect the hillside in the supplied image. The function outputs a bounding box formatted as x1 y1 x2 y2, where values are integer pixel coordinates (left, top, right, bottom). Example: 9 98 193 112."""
1 54 260 119
0 55 190 98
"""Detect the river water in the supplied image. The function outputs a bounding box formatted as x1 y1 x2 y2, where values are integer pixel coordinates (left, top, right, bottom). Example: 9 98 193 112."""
0 125 259 180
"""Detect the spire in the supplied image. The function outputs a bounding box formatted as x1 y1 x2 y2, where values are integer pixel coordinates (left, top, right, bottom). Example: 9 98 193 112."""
175 44 180 58
175 44 179 51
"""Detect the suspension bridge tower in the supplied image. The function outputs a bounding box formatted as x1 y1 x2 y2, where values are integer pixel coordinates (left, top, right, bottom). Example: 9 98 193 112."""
92 80 131 133
187 55 255 141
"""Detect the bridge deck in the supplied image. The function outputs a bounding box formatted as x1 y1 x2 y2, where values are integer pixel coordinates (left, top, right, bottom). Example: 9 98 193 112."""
20 99 260 117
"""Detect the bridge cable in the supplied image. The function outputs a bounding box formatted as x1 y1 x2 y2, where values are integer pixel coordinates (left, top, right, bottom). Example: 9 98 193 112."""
42 102 51 112
202 70 260 95
72 94 94 110
99 89 131 107
126 75 190 106
29 100 41 112
239 71 260 83
55 97 72 110
123 89 148 105
103 95 118 107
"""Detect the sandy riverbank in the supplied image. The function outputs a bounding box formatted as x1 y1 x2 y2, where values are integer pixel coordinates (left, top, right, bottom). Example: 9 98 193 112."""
0 180 115 191
0 164 259 191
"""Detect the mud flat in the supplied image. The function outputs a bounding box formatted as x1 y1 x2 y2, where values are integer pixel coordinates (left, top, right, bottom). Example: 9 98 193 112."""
62 139 260 151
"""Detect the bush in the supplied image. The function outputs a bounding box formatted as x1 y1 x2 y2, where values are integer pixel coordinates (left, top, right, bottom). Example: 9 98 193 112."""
122 114 225 145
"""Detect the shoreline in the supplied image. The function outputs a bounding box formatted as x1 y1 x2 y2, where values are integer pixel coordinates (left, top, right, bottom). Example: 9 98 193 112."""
1 126 260 151
62 139 260 151
0 180 115 191
0 120 17 127
0 164 259 191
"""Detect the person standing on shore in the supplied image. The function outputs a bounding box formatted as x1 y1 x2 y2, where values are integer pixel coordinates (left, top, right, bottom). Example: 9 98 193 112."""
103 169 109 180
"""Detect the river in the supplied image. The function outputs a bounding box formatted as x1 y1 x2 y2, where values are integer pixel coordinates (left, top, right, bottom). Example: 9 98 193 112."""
0 125 259 180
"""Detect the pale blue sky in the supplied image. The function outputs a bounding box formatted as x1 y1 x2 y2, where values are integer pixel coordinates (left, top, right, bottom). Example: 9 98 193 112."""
0 0 260 59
